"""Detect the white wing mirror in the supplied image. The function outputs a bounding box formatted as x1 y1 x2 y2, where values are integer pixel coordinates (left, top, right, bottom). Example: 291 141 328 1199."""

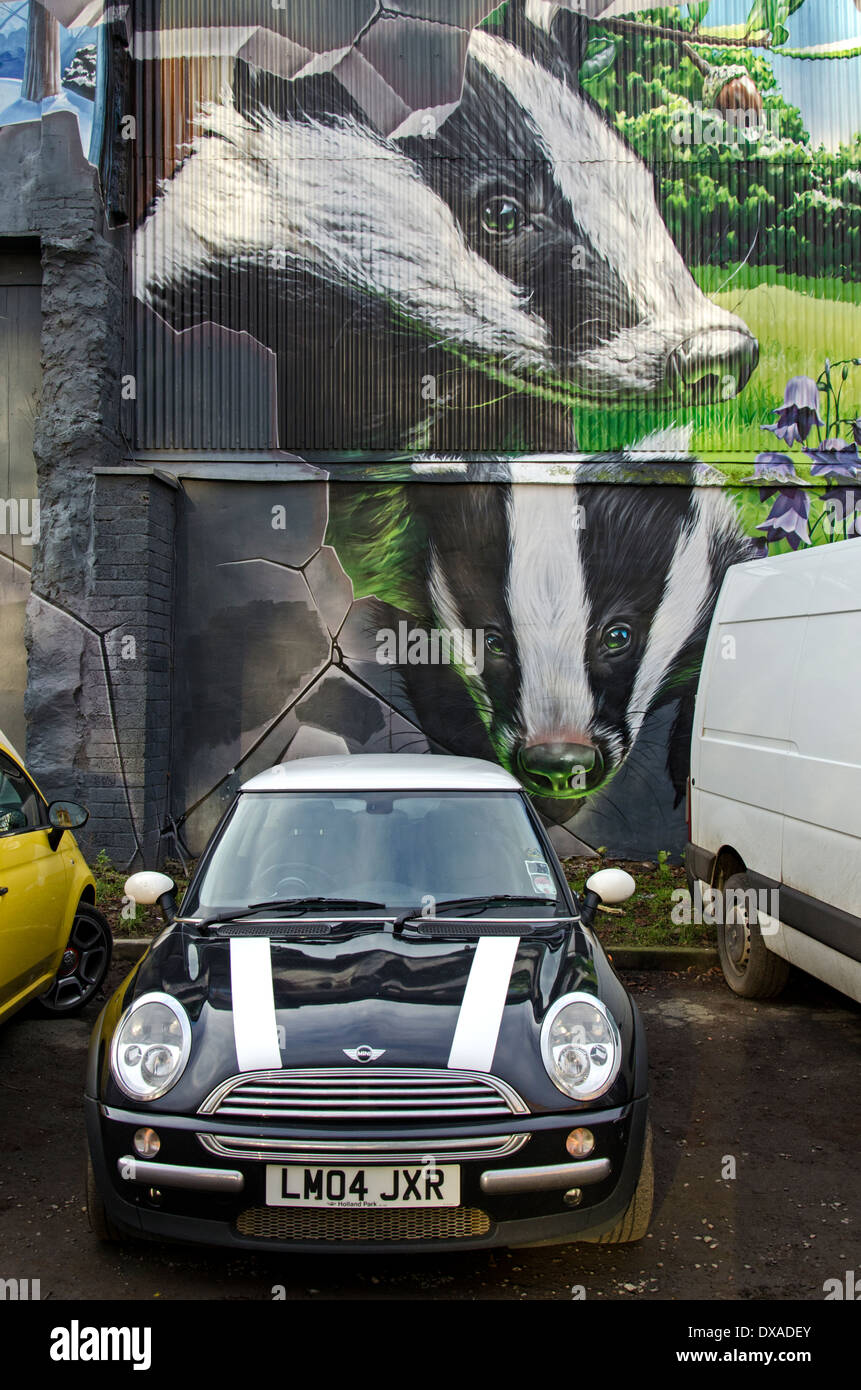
586 861 639 906
584 868 636 906
124 871 176 906
580 868 636 929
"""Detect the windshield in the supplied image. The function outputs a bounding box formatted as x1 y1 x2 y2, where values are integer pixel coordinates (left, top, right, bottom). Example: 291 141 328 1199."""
184 790 564 917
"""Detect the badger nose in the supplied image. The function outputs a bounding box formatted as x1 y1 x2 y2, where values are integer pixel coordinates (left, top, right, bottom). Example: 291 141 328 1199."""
669 327 758 402
517 742 604 796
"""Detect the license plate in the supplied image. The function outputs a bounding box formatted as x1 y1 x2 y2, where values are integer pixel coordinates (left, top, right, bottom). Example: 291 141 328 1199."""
265 1164 461 1209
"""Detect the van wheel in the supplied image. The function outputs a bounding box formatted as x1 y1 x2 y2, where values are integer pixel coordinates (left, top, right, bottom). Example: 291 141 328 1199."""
585 1121 654 1245
717 871 790 999
86 1153 120 1243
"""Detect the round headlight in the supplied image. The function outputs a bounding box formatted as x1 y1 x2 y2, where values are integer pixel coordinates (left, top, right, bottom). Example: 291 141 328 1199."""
540 993 622 1101
110 993 191 1101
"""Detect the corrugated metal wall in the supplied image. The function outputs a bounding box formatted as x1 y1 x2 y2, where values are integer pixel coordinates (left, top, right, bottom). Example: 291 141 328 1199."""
127 2 861 458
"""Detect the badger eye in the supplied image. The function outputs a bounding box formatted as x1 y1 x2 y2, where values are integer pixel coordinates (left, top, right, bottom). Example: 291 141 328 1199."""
601 622 633 654
485 630 507 657
481 197 523 237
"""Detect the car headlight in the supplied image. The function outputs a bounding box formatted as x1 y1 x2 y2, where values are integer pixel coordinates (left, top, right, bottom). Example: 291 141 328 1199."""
540 992 622 1101
110 992 191 1101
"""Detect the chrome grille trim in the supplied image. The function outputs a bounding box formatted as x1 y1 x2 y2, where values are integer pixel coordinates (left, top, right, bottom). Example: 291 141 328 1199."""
197 1132 530 1163
199 1068 530 1122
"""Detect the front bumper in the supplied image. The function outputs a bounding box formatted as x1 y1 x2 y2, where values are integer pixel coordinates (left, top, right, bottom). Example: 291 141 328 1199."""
85 1093 650 1253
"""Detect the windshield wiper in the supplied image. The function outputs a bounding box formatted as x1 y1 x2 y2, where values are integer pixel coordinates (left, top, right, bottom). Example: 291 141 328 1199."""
431 894 557 915
393 894 559 934
191 898 387 931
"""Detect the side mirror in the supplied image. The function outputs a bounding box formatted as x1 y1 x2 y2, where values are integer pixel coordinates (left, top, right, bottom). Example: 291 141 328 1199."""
585 868 637 905
580 868 636 929
47 800 89 849
124 871 177 923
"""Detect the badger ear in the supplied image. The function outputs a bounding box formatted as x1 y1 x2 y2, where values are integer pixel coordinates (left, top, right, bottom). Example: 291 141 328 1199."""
503 1 589 86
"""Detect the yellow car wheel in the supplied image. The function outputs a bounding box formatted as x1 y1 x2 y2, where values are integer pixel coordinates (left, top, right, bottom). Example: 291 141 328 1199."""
37 903 112 1014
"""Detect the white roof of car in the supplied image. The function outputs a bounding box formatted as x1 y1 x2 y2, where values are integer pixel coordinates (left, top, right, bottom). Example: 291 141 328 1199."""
242 754 522 793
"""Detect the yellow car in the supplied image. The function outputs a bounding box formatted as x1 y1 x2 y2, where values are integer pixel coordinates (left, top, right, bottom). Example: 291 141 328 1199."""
0 730 111 1021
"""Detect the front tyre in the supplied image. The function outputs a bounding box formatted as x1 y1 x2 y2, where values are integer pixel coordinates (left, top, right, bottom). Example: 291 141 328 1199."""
37 903 112 1014
86 1152 119 1243
587 1121 654 1245
717 871 789 1000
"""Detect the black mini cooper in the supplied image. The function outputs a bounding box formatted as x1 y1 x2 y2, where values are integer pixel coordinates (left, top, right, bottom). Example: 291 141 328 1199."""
85 755 651 1252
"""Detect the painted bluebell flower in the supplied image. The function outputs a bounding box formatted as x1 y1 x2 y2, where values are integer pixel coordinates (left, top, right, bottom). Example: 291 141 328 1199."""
804 438 861 479
762 377 824 446
749 453 802 500
756 491 812 550
852 419 861 449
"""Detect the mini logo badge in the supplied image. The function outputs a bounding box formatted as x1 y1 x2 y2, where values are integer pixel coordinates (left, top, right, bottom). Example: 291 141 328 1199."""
343 1045 385 1064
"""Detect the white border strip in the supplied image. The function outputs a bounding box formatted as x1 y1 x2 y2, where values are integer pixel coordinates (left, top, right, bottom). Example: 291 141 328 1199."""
447 937 520 1072
229 938 282 1072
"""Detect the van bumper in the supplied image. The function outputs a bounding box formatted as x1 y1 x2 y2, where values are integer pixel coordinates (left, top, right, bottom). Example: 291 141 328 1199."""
685 842 715 892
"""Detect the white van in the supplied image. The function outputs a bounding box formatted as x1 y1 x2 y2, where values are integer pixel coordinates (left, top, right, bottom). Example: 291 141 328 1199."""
686 538 861 1004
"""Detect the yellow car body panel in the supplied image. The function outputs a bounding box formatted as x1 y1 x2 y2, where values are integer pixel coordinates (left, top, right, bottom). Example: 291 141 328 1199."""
0 736 97 1024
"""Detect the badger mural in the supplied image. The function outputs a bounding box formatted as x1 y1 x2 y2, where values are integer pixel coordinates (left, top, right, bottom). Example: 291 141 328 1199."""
326 467 756 818
133 1 759 453
122 0 861 856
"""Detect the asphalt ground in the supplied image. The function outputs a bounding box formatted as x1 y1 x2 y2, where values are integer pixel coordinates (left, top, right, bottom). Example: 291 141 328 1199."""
0 961 857 1302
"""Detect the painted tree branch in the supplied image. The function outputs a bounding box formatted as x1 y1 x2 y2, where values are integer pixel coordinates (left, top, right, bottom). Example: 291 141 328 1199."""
596 16 773 52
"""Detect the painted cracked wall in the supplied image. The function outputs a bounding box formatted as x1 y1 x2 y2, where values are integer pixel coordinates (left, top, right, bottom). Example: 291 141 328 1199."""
170 462 861 862
129 1 861 459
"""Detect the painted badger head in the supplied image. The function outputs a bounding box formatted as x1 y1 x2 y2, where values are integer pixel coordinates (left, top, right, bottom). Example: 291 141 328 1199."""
355 469 756 808
133 2 758 452
403 6 759 408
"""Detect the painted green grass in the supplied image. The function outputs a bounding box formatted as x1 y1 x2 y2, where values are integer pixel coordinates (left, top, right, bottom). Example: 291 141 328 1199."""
571 264 861 460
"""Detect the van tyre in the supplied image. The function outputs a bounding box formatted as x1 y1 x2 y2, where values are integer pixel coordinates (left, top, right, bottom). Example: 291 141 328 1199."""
86 1153 120 1243
586 1121 654 1245
718 871 790 999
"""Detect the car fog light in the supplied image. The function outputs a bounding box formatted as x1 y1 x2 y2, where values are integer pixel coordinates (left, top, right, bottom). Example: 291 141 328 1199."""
133 1127 160 1158
563 1188 583 1207
566 1128 595 1158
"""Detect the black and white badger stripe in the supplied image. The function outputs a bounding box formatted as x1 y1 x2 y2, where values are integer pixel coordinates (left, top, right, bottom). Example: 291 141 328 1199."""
379 466 756 806
133 2 757 451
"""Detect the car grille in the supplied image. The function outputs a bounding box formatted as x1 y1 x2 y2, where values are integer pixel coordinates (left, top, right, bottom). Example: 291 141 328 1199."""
197 1132 529 1163
198 1068 530 1124
234 1205 492 1242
